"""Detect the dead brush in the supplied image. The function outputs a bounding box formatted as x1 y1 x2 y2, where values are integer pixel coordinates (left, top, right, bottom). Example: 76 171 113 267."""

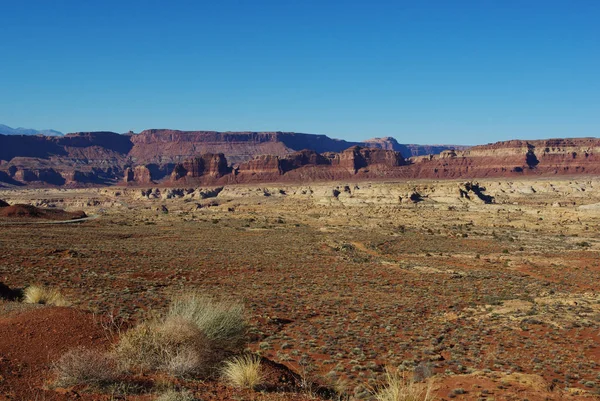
95 309 128 343
53 347 119 387
23 285 69 306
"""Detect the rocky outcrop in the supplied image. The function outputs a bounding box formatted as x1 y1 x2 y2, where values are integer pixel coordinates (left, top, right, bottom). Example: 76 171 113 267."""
458 182 494 204
170 153 231 184
124 165 153 184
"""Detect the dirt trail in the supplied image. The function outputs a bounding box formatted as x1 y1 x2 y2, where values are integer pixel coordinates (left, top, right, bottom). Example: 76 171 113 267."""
350 241 381 257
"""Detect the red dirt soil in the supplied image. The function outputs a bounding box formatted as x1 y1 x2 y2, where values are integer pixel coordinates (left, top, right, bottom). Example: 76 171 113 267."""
0 304 109 400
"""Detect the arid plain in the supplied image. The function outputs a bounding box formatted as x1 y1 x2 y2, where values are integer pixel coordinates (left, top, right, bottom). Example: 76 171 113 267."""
1 178 599 400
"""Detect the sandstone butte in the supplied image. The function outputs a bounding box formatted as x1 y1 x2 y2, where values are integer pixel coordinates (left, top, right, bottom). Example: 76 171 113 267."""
0 129 598 187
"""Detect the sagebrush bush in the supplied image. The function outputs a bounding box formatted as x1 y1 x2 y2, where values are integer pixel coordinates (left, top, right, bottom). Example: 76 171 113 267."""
23 285 69 306
221 354 263 389
53 347 118 387
167 294 247 352
373 369 433 401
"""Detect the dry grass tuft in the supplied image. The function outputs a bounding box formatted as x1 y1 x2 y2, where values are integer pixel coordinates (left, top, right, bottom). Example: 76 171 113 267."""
167 294 247 352
155 389 196 401
373 368 434 401
53 347 119 387
221 354 263 389
23 285 69 306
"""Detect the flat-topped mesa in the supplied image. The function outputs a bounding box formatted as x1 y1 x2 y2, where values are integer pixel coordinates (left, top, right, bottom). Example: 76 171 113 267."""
127 130 453 165
409 138 600 178
328 146 405 174
533 138 600 173
130 130 298 165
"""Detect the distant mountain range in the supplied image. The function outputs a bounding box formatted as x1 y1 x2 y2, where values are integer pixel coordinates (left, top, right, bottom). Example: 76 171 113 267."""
0 124 63 137
1 127 597 188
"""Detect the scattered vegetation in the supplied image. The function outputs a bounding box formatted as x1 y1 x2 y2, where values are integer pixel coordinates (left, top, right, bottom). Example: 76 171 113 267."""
221 354 263 389
23 285 69 306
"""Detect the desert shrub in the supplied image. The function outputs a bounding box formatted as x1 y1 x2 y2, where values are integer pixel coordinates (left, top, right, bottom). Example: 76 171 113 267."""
115 298 245 376
115 317 213 376
221 354 263 389
373 368 433 401
155 389 196 401
23 285 69 306
53 347 118 387
167 294 247 352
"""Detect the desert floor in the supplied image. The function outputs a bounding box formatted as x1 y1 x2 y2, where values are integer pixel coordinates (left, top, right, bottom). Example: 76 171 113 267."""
1 178 599 400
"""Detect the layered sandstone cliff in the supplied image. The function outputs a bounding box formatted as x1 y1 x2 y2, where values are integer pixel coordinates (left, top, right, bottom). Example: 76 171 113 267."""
0 130 457 186
408 138 600 178
1 129 598 187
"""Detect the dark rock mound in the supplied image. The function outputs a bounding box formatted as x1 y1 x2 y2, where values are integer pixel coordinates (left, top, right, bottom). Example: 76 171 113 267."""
0 199 9 207
0 204 87 220
0 282 22 301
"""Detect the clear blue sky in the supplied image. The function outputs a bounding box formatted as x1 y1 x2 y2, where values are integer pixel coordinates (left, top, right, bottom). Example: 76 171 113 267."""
1 0 598 144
